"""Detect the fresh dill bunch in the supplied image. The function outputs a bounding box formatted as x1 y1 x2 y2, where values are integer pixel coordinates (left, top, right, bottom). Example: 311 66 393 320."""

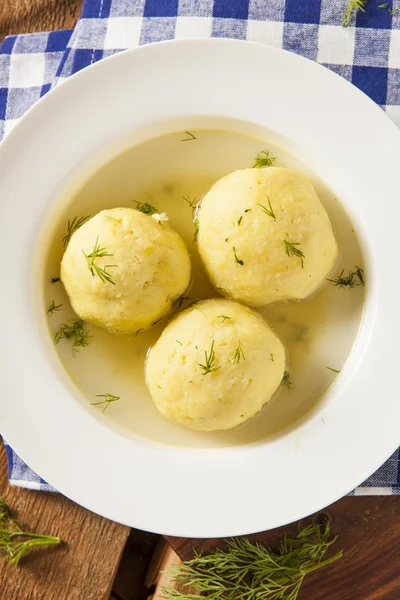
258 196 276 221
198 341 220 376
133 200 159 215
54 318 91 351
253 150 277 168
47 300 62 315
51 277 61 283
233 246 244 266
232 341 245 365
83 236 117 285
91 393 120 413
0 497 61 567
62 215 90 248
162 521 342 600
327 266 364 288
193 219 199 244
182 131 197 142
342 0 368 27
281 370 292 388
284 240 305 268
217 315 231 322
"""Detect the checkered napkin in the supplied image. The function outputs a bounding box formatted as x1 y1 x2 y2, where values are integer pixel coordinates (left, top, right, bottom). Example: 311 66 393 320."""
0 0 399 494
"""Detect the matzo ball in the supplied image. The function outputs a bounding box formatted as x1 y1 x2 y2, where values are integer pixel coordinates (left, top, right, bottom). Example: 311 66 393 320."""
145 299 285 431
61 208 191 334
197 167 339 306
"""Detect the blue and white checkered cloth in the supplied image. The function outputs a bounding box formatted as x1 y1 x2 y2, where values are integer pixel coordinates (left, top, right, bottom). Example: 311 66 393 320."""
1 0 399 494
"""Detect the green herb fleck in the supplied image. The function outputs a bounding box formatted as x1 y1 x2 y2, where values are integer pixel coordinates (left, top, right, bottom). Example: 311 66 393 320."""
135 329 143 337
47 301 62 315
0 497 61 566
233 246 244 266
258 196 276 221
83 236 117 285
237 216 243 226
182 131 197 142
327 266 364 288
51 277 60 284
253 150 277 168
232 341 245 365
152 318 163 327
161 520 342 600
133 201 158 215
62 215 90 248
198 340 220 376
326 367 341 373
91 393 120 414
389 7 400 14
342 0 368 27
281 371 292 388
217 315 231 322
284 240 304 268
54 319 91 352
193 219 199 244
244 208 252 213
176 340 183 346
270 353 274 362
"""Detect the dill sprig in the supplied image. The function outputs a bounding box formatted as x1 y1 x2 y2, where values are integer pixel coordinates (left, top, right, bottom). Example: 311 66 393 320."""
342 0 368 27
62 215 90 248
47 300 62 315
327 367 341 373
54 319 91 352
253 150 277 168
270 353 274 362
327 266 364 288
237 216 243 226
83 236 117 285
182 131 197 142
233 246 244 266
91 393 120 413
162 520 342 600
183 196 198 213
258 196 276 221
193 219 199 244
174 295 191 310
198 341 220 376
0 497 61 567
232 341 245 365
281 371 292 388
217 315 231 322
133 200 159 215
51 277 60 283
284 240 305 268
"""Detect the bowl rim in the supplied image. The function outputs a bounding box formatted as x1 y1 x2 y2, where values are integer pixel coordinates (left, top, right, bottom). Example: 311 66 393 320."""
0 38 399 537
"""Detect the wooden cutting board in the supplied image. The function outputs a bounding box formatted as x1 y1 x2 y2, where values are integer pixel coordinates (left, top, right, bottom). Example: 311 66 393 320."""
166 496 400 600
0 440 130 600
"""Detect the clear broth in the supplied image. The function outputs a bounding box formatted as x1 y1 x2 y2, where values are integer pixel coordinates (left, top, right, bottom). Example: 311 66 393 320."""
46 130 364 448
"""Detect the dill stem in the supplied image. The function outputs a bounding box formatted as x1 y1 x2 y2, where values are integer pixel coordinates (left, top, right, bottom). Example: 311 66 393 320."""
303 550 343 575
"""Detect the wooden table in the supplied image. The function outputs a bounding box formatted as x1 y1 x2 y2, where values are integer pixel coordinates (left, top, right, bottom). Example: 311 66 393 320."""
0 0 83 43
1 3 400 599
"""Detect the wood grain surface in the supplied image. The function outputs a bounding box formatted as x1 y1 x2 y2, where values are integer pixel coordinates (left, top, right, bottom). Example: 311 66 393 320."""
0 440 130 600
0 0 83 43
167 496 400 600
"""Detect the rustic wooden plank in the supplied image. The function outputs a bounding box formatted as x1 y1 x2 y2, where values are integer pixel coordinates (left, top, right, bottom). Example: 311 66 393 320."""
0 0 83 43
111 527 159 600
166 496 400 600
0 440 130 600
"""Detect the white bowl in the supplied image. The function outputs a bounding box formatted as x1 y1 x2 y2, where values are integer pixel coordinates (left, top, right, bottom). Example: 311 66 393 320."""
0 39 399 537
